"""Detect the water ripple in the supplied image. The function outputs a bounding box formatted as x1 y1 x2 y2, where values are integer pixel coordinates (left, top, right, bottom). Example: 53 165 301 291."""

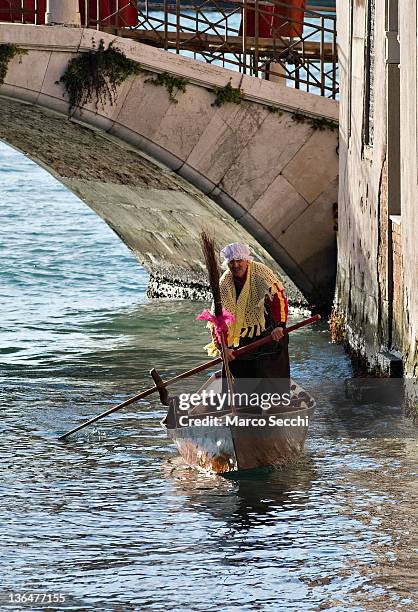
0 142 417 611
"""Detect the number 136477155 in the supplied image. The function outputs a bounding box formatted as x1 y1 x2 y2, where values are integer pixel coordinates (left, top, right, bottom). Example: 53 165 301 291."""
7 593 66 604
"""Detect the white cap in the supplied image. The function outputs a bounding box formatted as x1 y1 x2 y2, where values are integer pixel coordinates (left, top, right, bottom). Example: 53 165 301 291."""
220 243 252 264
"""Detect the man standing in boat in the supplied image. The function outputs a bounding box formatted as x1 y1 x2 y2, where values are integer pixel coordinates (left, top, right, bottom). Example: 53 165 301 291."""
206 243 290 406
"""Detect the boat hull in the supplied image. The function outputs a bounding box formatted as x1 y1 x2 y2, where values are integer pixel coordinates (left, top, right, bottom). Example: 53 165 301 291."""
164 373 315 474
167 406 314 474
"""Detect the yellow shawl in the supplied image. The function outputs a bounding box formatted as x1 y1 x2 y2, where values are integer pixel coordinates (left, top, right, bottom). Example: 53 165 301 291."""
205 261 285 355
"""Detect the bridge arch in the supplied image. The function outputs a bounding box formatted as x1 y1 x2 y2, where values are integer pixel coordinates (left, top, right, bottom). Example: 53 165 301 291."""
0 24 338 307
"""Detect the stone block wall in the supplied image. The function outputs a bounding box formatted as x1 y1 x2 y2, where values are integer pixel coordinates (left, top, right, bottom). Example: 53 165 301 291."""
335 0 388 369
398 0 418 406
336 0 417 409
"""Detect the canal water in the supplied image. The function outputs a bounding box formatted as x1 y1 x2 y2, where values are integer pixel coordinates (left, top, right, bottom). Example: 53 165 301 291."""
1 141 417 610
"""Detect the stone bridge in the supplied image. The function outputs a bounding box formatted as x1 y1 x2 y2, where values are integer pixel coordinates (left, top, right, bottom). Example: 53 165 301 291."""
0 24 339 307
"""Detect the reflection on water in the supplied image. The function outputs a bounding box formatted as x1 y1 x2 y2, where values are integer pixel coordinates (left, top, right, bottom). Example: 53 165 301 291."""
1 145 417 610
165 458 317 530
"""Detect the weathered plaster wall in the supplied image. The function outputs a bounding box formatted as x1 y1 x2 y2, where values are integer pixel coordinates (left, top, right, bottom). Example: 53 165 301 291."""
335 0 389 362
0 24 339 307
398 0 418 400
336 0 417 406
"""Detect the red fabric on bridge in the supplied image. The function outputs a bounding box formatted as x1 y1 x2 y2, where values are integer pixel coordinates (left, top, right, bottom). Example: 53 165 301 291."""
272 0 306 37
240 1 306 39
240 4 275 38
79 1 138 27
0 1 138 27
0 0 46 24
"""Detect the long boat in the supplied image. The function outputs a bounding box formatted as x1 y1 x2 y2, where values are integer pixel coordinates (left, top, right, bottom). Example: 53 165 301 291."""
159 370 315 475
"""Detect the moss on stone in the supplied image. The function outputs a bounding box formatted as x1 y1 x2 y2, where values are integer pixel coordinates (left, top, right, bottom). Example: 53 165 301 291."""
211 81 244 107
265 105 283 116
59 39 142 114
291 112 338 131
0 44 28 86
144 71 187 104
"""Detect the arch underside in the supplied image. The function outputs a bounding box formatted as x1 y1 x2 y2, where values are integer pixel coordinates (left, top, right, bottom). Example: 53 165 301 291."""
0 24 339 308
0 97 307 304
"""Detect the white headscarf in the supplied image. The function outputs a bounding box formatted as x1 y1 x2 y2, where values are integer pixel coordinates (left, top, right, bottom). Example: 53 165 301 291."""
220 243 252 265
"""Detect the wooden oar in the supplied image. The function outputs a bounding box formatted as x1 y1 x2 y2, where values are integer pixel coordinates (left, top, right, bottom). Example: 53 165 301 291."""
58 314 320 440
